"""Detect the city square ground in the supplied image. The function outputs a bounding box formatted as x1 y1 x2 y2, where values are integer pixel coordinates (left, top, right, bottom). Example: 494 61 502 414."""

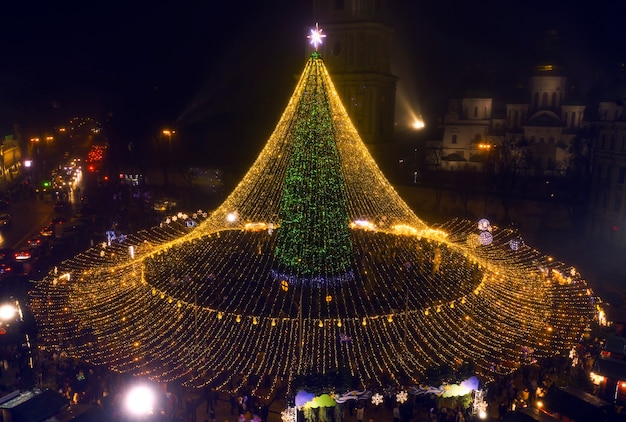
0 169 620 421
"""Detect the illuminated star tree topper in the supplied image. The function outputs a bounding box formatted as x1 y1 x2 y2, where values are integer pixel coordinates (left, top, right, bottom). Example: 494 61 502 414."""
307 22 326 51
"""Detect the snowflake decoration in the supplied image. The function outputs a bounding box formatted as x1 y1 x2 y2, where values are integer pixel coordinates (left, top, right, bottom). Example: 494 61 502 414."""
396 390 408 404
371 393 384 406
281 406 296 422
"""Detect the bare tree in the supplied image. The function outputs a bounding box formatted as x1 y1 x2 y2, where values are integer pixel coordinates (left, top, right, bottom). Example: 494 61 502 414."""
485 136 528 222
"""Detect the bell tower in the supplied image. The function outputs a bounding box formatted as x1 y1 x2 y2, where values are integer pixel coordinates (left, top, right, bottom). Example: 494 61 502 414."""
312 0 397 144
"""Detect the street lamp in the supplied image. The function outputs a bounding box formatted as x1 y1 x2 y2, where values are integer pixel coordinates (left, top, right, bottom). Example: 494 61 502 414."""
162 130 175 154
124 384 157 419
0 303 18 322
0 300 23 335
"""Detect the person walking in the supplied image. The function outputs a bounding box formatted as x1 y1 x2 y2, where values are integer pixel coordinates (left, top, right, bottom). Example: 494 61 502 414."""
356 405 364 422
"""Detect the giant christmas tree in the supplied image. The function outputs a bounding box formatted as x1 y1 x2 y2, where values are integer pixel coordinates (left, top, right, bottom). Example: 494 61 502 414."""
273 51 353 286
31 27 598 400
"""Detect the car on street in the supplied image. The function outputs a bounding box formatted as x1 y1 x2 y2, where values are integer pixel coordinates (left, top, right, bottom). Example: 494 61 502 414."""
0 248 15 277
26 237 47 260
40 226 54 237
27 237 46 249
0 262 13 276
54 201 68 213
50 217 68 226
14 249 33 262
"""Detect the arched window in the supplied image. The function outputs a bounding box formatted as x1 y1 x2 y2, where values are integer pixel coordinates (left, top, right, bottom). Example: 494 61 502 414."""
563 112 568 127
451 135 457 144
542 92 548 107
551 92 557 107
474 107 478 117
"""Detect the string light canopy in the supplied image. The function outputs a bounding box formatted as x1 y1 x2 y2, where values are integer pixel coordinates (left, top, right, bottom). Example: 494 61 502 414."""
30 25 598 400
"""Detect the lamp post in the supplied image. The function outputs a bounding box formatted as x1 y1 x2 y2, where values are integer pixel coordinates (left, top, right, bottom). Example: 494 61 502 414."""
162 130 175 155
161 130 175 187
124 384 157 419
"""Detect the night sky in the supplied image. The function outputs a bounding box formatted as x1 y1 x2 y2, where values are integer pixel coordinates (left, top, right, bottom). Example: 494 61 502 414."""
0 0 623 168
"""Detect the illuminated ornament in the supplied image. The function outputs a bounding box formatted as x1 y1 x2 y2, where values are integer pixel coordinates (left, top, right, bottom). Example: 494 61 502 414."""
217 312 223 320
387 315 393 323
280 280 289 291
271 319 276 327
339 333 351 343
318 320 323 327
336 320 342 328
253 317 258 325
236 315 241 323
478 231 493 246
307 22 326 51
509 238 523 251
396 390 408 404
477 218 491 231
325 295 332 303
371 393 383 406
362 318 367 326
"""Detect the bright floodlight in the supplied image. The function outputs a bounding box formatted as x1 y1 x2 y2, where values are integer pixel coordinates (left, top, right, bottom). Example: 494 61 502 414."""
0 304 16 321
124 385 156 417
226 212 238 223
412 119 425 130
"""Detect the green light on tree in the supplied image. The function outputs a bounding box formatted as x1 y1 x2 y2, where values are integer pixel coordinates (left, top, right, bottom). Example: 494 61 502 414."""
273 56 353 284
